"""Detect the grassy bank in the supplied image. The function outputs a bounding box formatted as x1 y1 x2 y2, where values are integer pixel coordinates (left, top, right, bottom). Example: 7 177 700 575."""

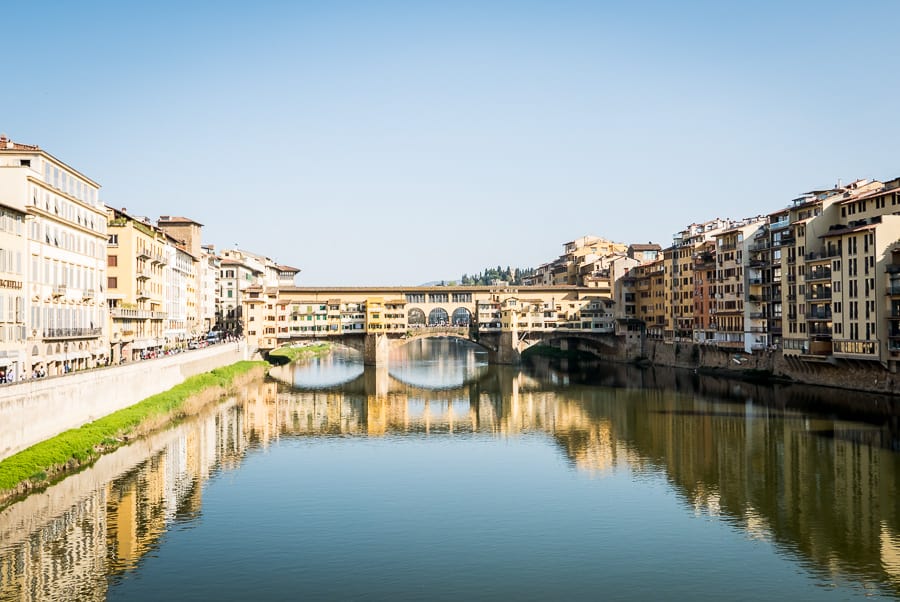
267 343 331 365
0 360 265 504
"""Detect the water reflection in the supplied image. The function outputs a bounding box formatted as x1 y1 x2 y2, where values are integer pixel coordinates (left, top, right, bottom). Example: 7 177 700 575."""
0 342 899 599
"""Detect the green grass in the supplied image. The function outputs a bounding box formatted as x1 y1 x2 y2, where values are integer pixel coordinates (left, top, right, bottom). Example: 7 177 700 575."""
267 343 330 364
0 361 264 495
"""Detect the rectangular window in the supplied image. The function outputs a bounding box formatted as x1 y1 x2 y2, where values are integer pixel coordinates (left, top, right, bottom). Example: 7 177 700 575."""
108 255 117 267
108 276 117 289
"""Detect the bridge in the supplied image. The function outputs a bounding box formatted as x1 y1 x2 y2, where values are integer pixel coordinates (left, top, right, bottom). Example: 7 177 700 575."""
242 285 635 365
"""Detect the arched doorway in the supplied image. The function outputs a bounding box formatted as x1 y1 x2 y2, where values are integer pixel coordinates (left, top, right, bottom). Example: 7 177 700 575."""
408 308 426 327
428 308 449 326
451 307 472 326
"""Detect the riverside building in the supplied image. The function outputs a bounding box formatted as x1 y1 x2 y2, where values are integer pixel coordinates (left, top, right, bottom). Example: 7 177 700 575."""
0 135 108 376
106 207 168 362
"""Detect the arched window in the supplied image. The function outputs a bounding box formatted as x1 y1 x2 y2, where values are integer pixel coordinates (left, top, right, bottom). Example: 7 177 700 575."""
428 308 449 326
408 308 426 326
451 308 471 326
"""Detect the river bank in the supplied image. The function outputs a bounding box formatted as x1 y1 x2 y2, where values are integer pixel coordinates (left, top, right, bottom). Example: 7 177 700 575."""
0 361 266 509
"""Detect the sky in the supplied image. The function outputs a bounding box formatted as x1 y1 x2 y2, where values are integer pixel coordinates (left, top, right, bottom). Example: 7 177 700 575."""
3 0 899 285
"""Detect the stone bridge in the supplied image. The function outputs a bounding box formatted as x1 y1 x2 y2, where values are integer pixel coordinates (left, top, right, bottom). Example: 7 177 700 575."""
243 285 627 366
273 326 622 366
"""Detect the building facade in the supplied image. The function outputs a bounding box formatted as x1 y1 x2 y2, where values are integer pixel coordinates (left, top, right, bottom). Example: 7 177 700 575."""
0 136 109 376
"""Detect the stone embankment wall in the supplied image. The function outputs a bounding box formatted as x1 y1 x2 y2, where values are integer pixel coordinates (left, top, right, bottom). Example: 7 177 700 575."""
642 339 900 394
0 342 247 461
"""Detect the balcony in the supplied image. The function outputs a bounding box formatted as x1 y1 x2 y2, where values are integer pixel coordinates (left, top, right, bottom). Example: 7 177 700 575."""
748 260 766 268
808 325 833 338
82 288 95 300
137 248 152 260
770 219 790 231
136 269 151 280
888 285 900 296
43 327 103 340
52 284 67 297
806 309 833 321
806 250 839 262
748 278 763 285
152 253 167 264
805 268 832 282
886 265 900 274
749 312 765 319
136 289 150 299
807 290 832 300
780 234 796 245
110 308 167 320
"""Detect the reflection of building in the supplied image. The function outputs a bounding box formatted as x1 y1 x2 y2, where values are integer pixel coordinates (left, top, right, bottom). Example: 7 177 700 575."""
3 361 900 598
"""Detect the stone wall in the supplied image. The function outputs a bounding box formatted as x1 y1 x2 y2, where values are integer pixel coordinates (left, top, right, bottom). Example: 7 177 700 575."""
642 339 900 395
0 342 246 461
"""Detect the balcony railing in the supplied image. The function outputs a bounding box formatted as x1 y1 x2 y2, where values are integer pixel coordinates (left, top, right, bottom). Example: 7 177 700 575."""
888 285 900 296
808 325 833 337
110 308 167 320
806 250 839 262
52 284 67 297
43 327 103 339
806 269 832 282
807 290 832 300
82 288 95 300
806 310 833 320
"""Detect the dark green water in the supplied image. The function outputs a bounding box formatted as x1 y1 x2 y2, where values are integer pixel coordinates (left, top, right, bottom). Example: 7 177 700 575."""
1 338 899 600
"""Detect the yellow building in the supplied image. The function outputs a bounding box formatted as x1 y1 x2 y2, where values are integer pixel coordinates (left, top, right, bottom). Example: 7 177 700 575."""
106 208 168 362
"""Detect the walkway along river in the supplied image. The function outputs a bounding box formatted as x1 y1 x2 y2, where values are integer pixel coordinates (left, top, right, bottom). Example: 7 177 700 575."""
0 338 898 600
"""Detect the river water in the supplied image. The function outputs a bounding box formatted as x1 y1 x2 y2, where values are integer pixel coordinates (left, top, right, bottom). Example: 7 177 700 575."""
1 338 899 600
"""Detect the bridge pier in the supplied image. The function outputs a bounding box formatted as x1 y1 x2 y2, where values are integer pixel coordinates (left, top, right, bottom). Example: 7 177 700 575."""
364 333 391 366
495 331 521 365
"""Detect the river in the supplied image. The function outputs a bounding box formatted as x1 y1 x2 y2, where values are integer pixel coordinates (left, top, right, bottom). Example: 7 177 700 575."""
1 338 899 600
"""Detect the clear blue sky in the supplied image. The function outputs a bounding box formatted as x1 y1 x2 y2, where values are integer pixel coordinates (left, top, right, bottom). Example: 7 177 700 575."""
3 1 898 285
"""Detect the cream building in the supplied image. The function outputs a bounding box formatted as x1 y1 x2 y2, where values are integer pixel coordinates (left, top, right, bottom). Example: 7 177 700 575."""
163 237 197 345
199 245 219 335
157 216 206 340
0 136 108 376
780 180 882 358
713 218 766 352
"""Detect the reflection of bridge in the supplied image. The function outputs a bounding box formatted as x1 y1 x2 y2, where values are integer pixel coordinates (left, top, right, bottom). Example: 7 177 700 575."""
243 286 629 365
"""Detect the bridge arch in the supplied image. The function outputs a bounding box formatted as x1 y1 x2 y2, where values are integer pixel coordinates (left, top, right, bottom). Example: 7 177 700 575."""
428 307 449 326
408 308 426 326
451 307 472 326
